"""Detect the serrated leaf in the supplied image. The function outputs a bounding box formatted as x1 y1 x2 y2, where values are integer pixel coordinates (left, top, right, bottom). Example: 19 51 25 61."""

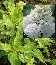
0 42 13 52
12 26 23 51
26 58 35 65
8 51 21 65
35 38 52 47
24 38 36 53
3 0 15 11
16 1 26 10
43 47 50 57
33 49 45 63
19 53 33 63
35 38 51 56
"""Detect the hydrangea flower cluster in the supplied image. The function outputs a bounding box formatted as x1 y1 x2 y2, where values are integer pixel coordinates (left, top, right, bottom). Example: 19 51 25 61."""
23 5 55 38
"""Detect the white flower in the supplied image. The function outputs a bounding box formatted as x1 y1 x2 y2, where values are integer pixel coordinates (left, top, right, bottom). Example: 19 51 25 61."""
23 5 55 38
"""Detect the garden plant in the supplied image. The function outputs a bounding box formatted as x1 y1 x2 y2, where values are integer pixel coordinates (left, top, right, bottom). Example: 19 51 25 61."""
0 0 56 65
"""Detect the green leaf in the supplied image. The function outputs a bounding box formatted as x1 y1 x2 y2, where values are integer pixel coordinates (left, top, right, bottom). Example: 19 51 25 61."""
0 51 8 58
16 1 26 10
13 28 23 51
0 42 13 52
8 51 21 65
3 0 15 11
43 47 50 57
19 53 33 63
50 59 56 65
3 0 26 19
33 49 45 63
35 38 52 47
23 38 36 53
26 58 35 65
0 11 3 20
35 38 51 56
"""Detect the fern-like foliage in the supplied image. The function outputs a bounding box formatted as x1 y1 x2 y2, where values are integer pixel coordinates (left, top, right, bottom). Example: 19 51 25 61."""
0 0 55 65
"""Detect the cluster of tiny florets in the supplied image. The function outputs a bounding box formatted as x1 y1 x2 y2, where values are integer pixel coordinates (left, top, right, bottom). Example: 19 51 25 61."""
23 5 55 38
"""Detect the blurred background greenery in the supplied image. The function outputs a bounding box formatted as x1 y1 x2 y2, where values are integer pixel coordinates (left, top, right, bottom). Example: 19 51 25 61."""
23 5 35 16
